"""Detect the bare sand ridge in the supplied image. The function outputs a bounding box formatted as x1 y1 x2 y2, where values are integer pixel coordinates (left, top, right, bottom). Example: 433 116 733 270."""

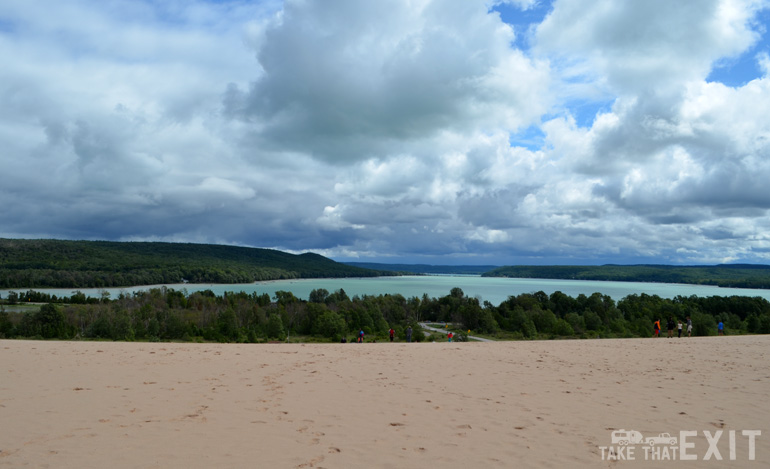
1 336 769 468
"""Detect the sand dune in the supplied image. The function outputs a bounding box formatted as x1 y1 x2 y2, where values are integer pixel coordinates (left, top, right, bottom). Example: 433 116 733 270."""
1 336 768 468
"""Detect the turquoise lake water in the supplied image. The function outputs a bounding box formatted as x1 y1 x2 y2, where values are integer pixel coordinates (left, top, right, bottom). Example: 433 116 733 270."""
3 275 770 305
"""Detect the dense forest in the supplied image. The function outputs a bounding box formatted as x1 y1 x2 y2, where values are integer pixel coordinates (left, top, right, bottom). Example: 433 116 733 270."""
483 264 770 289
2 286 769 342
0 239 388 288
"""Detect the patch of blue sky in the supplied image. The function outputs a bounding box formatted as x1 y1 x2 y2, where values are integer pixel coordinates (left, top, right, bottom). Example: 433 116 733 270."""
707 8 770 87
0 17 17 34
489 0 554 51
132 1 192 28
509 99 614 150
566 97 615 129
509 124 546 150
131 0 236 28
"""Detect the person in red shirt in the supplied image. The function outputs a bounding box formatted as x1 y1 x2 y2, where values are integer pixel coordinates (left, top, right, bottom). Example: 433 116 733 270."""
448 332 454 342
389 328 395 342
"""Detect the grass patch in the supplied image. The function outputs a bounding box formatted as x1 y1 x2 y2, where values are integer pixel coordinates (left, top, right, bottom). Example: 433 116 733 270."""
1 303 42 313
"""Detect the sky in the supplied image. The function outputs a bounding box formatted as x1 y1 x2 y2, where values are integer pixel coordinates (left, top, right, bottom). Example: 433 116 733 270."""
2 0 770 266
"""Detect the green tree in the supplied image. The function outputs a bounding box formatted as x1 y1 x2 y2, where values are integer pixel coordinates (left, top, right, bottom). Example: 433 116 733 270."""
36 303 69 338
0 308 14 337
758 315 770 334
746 314 760 333
112 308 134 341
267 312 285 340
609 318 627 335
522 318 537 338
309 288 330 303
86 314 113 339
549 291 575 317
584 309 603 331
691 311 716 336
217 308 239 341
7 291 19 305
274 290 298 307
564 312 585 334
314 310 347 340
552 318 574 336
327 288 350 304
531 308 556 334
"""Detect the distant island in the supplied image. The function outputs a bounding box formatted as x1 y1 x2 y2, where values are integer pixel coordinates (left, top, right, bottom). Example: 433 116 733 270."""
483 264 770 289
0 239 389 289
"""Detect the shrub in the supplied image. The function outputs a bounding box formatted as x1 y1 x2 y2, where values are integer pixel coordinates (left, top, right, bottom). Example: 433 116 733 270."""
0 310 13 338
759 315 770 334
35 303 69 339
552 318 575 336
267 313 285 340
314 311 346 340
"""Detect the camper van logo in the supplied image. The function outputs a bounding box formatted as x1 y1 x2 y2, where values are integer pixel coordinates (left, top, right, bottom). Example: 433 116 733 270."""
599 429 761 461
612 429 677 446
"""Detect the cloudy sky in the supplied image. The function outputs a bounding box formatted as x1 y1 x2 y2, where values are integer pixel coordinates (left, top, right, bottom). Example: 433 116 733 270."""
2 0 770 265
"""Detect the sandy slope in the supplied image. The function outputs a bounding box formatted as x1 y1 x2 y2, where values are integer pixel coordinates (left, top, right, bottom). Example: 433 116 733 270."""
1 336 768 468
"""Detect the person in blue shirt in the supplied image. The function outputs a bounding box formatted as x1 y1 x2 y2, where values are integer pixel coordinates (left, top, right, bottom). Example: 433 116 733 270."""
718 321 724 336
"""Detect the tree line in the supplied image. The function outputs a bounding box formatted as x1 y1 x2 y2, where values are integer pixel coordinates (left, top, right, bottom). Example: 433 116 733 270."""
483 264 770 289
2 287 770 342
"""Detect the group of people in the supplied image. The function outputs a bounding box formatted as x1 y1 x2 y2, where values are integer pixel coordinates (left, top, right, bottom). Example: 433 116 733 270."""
653 316 693 338
344 326 414 343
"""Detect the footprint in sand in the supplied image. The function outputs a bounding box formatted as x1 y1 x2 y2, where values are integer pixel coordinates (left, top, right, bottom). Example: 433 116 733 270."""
297 455 324 468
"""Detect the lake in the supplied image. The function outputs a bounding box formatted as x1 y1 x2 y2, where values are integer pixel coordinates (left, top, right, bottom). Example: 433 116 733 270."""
3 275 770 305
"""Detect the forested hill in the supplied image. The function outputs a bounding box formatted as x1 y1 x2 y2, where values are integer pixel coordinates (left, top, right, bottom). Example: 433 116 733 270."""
0 239 388 288
482 264 770 289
